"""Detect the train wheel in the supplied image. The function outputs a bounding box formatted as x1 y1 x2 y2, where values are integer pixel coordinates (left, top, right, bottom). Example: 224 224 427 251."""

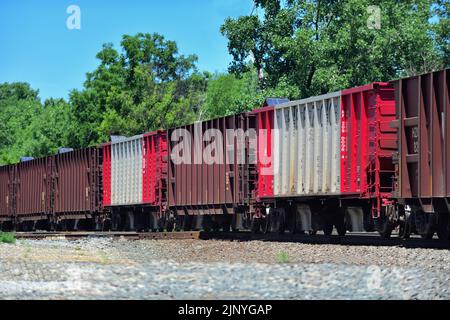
363 208 375 232
251 217 261 234
165 218 175 232
287 220 297 234
202 215 213 232
164 211 175 232
56 220 67 232
399 217 411 239
111 211 121 231
231 213 246 232
334 210 346 237
323 214 333 236
415 211 435 240
376 206 397 239
399 208 410 239
211 216 221 232
323 223 333 236
286 207 301 234
191 215 203 231
378 218 394 239
221 215 231 232
335 220 346 236
436 212 449 241
183 215 193 231
48 220 56 232
277 209 286 234
99 218 110 231
174 215 184 232
266 209 285 234
125 212 135 231
421 231 435 240
261 216 270 234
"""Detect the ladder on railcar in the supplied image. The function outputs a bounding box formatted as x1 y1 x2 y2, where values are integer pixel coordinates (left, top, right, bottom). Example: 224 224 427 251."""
366 99 396 219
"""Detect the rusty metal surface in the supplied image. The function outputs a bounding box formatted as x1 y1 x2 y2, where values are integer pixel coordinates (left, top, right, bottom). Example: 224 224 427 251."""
0 165 13 220
392 69 449 208
168 113 255 215
52 147 100 217
15 157 51 218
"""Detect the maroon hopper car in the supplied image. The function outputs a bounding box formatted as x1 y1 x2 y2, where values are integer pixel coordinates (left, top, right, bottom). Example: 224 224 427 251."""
391 68 450 239
14 158 51 226
0 165 14 227
167 113 256 231
52 147 102 229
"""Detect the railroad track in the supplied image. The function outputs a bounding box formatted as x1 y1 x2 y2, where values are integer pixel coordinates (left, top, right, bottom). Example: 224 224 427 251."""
12 231 450 249
14 231 201 240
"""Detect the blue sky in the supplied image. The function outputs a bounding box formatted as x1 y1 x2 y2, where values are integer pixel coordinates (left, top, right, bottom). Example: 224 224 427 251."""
0 0 253 101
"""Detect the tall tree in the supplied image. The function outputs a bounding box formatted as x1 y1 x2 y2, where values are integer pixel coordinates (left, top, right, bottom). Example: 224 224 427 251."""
221 0 447 98
68 33 208 148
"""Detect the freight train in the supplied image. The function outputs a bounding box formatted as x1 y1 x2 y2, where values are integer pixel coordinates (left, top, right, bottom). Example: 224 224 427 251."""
0 68 449 241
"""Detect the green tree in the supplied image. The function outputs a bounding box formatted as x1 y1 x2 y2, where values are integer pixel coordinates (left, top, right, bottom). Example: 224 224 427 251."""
434 0 450 66
24 98 72 157
0 84 71 164
68 33 208 148
0 83 42 164
221 0 447 98
201 72 250 119
202 68 301 119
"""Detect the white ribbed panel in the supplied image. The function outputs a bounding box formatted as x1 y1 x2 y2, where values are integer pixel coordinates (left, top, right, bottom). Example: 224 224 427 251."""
111 134 143 205
274 91 341 196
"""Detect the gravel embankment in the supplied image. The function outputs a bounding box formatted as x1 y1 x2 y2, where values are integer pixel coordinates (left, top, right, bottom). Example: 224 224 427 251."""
0 238 449 300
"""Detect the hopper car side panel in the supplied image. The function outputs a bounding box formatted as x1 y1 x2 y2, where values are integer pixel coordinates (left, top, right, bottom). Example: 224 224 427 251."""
393 68 450 213
53 147 100 218
109 135 144 206
0 165 14 221
102 131 168 210
273 91 341 197
269 84 396 203
15 158 51 220
168 113 253 215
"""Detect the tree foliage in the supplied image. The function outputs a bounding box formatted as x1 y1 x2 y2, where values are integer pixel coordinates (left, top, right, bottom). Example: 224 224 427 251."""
0 84 71 164
221 0 448 98
434 0 450 66
68 33 208 148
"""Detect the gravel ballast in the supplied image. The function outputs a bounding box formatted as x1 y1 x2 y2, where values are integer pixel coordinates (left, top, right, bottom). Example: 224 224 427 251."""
0 238 448 300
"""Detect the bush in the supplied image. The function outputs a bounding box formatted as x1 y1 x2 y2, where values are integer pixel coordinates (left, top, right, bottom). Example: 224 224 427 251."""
0 232 16 244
